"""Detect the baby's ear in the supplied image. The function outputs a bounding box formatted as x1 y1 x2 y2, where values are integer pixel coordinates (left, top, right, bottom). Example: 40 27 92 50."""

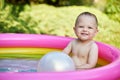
95 27 99 32
73 27 75 30
95 29 99 35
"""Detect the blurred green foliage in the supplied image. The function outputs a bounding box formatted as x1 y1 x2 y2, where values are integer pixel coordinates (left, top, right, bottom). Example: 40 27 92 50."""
4 0 120 24
104 0 120 23
0 0 4 10
0 4 120 48
5 0 94 6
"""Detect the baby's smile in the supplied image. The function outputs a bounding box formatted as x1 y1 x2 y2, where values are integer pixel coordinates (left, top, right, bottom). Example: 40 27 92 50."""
81 33 88 36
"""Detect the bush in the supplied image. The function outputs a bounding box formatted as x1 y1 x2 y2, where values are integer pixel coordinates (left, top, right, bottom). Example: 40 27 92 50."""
104 0 120 23
0 4 120 48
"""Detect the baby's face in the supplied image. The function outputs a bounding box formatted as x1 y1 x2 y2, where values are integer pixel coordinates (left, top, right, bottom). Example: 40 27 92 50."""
74 15 98 41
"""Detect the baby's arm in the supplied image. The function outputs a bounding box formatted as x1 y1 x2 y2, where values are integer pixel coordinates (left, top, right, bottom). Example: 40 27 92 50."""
62 41 72 54
76 43 98 70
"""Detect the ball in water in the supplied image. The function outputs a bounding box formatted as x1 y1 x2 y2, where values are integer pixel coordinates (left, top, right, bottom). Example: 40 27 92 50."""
37 52 75 72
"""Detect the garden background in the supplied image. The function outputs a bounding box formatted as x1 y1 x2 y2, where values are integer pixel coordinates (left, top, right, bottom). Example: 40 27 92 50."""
0 0 120 48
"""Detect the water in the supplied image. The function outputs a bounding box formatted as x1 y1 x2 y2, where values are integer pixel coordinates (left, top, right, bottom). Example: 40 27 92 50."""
0 59 39 72
0 58 103 72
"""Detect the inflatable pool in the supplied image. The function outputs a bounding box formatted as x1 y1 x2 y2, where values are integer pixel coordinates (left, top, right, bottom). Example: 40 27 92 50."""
0 33 120 80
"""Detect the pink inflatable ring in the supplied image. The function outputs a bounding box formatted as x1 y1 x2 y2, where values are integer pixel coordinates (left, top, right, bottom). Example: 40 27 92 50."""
0 33 120 80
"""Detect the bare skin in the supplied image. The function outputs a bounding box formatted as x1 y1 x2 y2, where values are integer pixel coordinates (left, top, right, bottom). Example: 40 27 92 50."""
63 12 98 70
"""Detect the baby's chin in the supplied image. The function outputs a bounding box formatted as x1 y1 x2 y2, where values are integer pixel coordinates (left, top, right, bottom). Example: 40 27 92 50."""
77 37 92 42
79 35 89 39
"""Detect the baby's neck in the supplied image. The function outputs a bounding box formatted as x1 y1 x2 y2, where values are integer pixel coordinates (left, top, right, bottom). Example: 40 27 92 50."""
77 39 94 44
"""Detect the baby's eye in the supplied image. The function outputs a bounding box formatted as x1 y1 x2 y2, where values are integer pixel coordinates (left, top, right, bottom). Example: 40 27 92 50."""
78 26 84 28
88 27 93 29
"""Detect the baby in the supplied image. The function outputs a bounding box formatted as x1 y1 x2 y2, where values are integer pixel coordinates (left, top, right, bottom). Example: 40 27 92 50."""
63 12 98 70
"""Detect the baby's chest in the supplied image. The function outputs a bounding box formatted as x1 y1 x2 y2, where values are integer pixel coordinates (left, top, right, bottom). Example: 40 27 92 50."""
72 46 90 56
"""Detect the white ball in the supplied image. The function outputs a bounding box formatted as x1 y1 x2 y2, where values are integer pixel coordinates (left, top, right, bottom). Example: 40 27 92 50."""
37 52 75 72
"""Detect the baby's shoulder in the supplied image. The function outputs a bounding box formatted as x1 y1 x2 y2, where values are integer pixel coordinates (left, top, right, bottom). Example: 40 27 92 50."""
91 42 98 49
68 39 77 47
70 39 78 44
69 39 76 43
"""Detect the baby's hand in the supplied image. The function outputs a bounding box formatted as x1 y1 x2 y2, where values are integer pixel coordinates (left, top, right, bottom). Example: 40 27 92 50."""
75 65 81 70
76 67 85 70
75 65 87 70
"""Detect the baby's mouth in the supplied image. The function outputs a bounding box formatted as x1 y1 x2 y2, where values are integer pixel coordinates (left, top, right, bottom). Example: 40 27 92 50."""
81 33 88 36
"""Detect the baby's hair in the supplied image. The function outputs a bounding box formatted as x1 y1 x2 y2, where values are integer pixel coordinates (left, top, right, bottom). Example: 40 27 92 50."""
75 12 98 27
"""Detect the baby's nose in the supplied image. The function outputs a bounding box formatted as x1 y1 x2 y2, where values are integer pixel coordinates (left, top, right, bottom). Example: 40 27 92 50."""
83 27 88 31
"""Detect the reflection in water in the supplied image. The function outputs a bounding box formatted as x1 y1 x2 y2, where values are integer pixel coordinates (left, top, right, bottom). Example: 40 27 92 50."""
0 59 38 72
